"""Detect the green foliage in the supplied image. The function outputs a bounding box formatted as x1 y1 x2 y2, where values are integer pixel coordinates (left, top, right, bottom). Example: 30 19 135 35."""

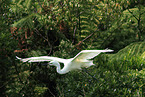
1 0 145 96
97 6 145 51
12 13 39 28
34 86 48 96
0 0 18 96
109 42 145 60
53 40 78 58
10 0 145 52
56 42 145 96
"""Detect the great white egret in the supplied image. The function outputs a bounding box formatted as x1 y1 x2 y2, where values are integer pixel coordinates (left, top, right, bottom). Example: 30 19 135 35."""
16 49 113 74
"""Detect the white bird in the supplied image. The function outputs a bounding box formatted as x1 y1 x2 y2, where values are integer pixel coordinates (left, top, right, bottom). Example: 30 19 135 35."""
16 49 113 74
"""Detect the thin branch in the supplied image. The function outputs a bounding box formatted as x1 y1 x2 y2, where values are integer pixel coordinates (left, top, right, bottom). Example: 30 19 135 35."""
82 32 94 42
35 28 48 41
100 21 124 48
48 87 56 97
46 31 53 55
72 26 77 44
140 11 145 15
34 28 52 55
57 86 64 97
127 8 138 21
125 6 144 41
137 7 142 41
77 32 94 46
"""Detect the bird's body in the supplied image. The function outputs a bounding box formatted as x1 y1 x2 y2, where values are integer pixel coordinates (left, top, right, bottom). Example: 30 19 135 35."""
16 50 113 74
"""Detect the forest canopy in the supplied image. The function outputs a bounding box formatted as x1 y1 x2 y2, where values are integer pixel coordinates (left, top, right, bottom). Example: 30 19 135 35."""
0 0 145 96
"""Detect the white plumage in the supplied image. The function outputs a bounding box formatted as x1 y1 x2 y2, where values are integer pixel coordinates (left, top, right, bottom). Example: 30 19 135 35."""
16 49 113 74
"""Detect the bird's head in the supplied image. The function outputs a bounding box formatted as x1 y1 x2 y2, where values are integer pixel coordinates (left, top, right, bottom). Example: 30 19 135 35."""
49 61 59 66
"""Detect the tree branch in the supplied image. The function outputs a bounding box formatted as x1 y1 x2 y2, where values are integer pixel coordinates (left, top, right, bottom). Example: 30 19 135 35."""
72 26 77 44
127 8 138 21
76 32 94 46
48 87 56 97
34 28 52 55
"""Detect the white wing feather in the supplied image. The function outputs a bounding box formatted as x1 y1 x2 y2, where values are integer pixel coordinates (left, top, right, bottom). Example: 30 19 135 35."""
67 50 113 68
16 56 67 63
72 50 113 62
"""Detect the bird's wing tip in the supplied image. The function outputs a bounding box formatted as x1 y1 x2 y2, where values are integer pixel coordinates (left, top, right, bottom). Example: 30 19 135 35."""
106 49 114 52
81 49 114 52
16 56 21 60
105 48 114 52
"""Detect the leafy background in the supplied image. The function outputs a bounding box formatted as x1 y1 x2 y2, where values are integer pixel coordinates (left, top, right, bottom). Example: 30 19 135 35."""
0 0 145 96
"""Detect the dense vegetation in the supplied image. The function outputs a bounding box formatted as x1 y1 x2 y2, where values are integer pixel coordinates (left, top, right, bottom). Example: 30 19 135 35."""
0 0 145 96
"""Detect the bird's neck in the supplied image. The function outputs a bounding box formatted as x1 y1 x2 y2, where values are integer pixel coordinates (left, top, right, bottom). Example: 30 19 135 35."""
56 64 68 74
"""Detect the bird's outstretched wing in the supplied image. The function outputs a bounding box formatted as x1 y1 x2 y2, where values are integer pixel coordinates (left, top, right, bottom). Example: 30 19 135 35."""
72 49 113 62
66 50 113 69
16 56 66 63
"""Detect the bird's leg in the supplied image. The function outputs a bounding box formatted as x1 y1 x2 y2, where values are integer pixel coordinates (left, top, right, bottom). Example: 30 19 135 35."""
82 68 99 82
